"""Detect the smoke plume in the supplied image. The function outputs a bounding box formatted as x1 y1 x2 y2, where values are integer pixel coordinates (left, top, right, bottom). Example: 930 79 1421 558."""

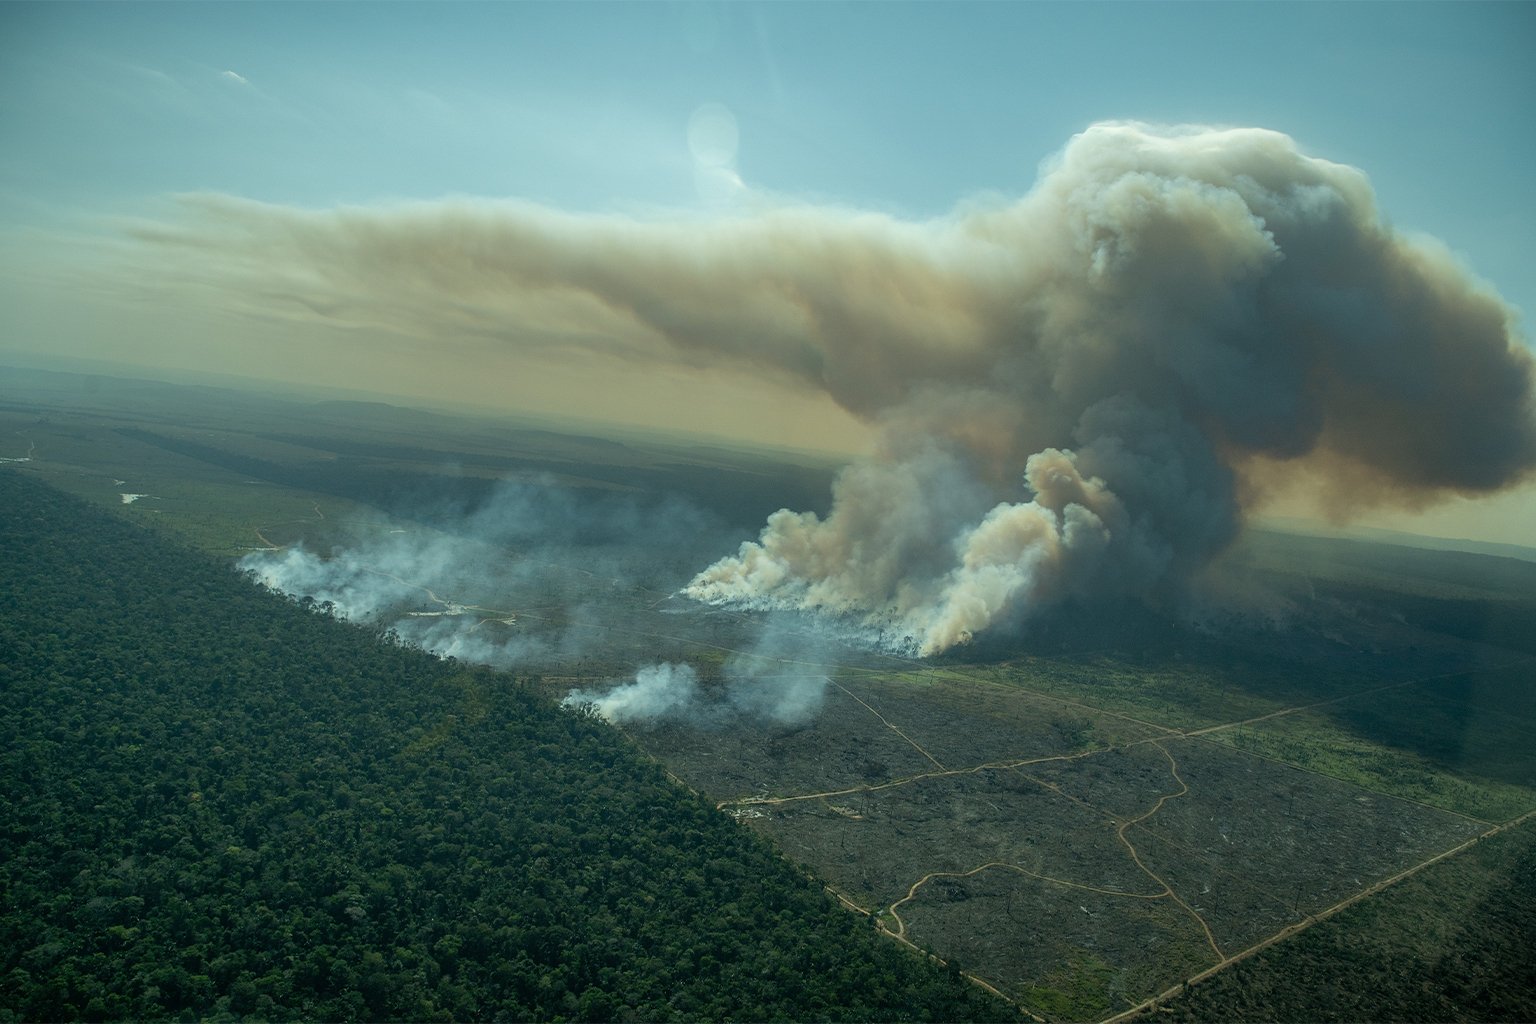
563 663 703 725
562 648 827 728
240 535 558 670
137 123 1536 653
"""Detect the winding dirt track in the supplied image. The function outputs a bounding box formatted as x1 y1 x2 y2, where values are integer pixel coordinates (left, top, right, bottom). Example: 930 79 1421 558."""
708 655 1534 1019
1112 742 1224 960
716 746 1106 814
249 501 331 551
878 738 1223 972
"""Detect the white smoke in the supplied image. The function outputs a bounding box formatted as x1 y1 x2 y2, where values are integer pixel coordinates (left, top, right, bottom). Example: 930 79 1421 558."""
236 477 727 670
563 663 702 724
718 616 831 724
561 654 828 728
131 123 1536 654
241 543 427 622
239 538 554 669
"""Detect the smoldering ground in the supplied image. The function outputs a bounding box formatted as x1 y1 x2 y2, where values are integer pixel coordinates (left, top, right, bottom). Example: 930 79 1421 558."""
140 122 1536 655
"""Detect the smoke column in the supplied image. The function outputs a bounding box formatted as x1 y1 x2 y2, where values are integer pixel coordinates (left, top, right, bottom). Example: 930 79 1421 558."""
680 124 1536 651
131 123 1536 653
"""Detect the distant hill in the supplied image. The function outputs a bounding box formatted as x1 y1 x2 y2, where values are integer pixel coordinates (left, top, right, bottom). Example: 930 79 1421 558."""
1259 516 1536 565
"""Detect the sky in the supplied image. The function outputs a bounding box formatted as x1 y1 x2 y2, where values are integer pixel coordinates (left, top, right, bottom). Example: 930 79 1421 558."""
1 1 1534 545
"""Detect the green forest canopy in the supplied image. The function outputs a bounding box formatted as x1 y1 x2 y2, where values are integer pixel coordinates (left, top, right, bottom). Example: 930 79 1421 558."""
0 469 1015 1023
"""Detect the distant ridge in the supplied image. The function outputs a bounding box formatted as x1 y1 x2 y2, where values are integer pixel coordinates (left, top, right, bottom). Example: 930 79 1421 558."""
1259 517 1536 565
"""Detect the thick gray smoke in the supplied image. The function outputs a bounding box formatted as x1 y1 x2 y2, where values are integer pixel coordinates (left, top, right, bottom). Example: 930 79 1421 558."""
680 125 1536 651
139 123 1536 654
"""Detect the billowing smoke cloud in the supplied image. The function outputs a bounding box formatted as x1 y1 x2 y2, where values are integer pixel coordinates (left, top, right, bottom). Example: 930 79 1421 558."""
135 123 1536 653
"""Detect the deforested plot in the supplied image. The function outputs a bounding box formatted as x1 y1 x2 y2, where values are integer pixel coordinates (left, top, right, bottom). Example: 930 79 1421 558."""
654 659 1501 1017
1142 815 1536 1024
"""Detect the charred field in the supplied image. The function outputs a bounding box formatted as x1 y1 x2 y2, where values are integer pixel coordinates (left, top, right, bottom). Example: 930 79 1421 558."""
4 369 1535 1022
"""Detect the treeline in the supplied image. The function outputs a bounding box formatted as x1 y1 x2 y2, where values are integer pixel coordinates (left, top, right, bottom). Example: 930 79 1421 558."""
1146 818 1536 1022
113 425 517 528
0 469 1014 1022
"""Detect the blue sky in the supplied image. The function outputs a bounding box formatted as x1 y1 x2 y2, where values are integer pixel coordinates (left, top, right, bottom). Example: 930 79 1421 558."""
2 2 1534 544
3 2 1532 284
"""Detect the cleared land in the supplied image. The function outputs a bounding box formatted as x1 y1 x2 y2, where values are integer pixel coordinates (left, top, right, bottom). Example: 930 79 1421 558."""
1135 812 1536 1022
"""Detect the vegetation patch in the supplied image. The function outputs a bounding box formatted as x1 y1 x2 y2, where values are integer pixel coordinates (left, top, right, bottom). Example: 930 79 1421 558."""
1215 709 1536 824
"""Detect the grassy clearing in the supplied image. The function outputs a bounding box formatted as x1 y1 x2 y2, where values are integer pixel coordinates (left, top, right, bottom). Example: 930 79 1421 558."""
1019 951 1118 1022
849 668 1166 768
1214 711 1536 823
983 656 1299 733
3 415 388 556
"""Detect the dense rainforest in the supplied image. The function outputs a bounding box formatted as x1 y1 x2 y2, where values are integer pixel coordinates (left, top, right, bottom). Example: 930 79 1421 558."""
0 469 1015 1022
